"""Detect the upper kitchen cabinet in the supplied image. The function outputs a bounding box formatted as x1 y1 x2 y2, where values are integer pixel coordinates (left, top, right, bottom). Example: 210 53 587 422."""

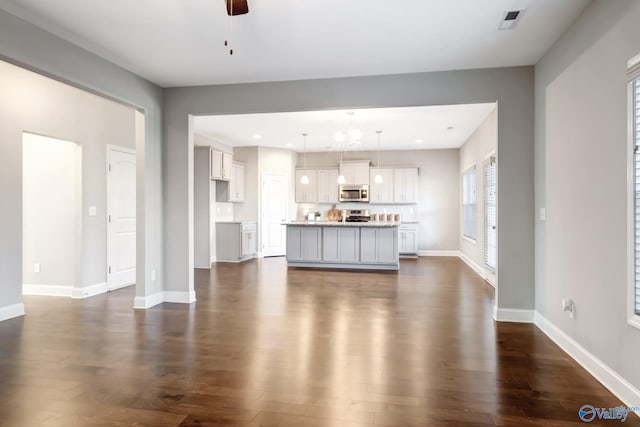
316 168 339 203
295 169 317 203
228 162 245 202
210 149 233 180
393 167 418 203
369 168 394 204
339 161 370 185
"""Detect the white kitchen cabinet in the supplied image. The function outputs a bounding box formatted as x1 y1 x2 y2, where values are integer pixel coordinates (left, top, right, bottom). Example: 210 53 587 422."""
216 221 257 262
241 222 257 256
295 169 317 203
339 161 370 185
210 149 233 180
398 224 419 255
316 168 339 203
229 162 245 202
323 227 360 263
360 227 399 264
287 226 322 261
393 168 418 204
369 168 394 204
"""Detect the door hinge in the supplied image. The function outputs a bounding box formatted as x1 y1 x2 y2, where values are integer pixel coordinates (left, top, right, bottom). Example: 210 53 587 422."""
108 215 111 223
108 266 111 274
108 163 112 172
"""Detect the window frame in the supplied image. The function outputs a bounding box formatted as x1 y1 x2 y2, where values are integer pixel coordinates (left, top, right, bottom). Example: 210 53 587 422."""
462 165 477 242
627 54 640 330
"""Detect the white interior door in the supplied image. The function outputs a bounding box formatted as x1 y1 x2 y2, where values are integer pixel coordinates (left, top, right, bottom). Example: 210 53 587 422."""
262 174 288 257
484 156 497 274
107 147 136 290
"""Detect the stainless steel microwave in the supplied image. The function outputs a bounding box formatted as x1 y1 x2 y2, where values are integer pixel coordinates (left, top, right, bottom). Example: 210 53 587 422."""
339 184 369 202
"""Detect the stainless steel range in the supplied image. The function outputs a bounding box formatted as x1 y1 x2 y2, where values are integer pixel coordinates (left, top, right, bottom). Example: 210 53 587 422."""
345 209 370 222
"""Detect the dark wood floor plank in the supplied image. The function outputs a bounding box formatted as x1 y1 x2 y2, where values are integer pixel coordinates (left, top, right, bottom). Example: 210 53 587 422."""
0 257 637 426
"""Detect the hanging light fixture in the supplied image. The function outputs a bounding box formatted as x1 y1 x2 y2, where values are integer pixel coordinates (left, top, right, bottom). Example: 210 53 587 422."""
300 133 309 184
335 112 362 146
337 144 346 184
374 130 383 184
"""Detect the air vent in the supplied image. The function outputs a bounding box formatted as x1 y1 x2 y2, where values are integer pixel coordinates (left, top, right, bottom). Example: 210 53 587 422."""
499 9 525 30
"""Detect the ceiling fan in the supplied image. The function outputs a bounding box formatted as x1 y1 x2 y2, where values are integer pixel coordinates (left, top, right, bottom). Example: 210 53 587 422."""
225 0 248 16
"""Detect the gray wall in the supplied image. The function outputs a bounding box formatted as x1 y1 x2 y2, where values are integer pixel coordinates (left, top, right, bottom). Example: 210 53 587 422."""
297 149 460 252
164 66 535 312
459 108 497 279
0 9 163 312
535 0 640 389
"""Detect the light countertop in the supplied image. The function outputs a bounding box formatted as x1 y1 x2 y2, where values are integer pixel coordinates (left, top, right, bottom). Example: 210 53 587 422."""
285 221 399 228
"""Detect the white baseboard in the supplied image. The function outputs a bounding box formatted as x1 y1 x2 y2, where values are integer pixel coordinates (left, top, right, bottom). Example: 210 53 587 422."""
133 292 164 309
23 284 72 297
210 256 217 263
163 290 196 304
535 312 640 415
493 306 535 323
0 303 25 322
72 282 108 299
418 250 459 257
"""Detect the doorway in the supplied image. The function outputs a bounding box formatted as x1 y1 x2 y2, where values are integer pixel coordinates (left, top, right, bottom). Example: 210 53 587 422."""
261 174 288 257
22 133 82 296
107 146 137 291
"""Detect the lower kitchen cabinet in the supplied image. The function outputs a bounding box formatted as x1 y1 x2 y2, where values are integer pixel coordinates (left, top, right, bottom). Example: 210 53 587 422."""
360 227 399 264
287 226 322 262
216 221 257 262
323 227 360 263
398 224 419 255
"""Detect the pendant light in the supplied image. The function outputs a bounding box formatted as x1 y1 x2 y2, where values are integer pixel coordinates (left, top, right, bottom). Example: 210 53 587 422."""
374 130 383 184
300 133 309 184
337 142 346 184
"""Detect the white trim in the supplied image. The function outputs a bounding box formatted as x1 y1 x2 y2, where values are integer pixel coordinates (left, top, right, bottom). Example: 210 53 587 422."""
23 284 72 297
72 282 108 299
133 292 164 309
106 144 136 155
210 256 217 264
164 290 196 304
418 250 459 257
493 307 534 323
108 282 134 292
461 235 477 245
535 312 640 416
0 303 25 322
628 79 640 331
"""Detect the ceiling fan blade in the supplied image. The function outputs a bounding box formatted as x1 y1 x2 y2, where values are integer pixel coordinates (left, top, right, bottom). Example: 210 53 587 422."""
225 0 249 16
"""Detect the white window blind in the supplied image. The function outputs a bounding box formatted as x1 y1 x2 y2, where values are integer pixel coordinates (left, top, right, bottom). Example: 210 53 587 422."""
633 78 640 315
462 167 477 240
484 157 497 272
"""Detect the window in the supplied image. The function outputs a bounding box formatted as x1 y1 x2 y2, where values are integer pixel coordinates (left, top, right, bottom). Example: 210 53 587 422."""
632 77 640 320
462 166 477 240
484 156 497 271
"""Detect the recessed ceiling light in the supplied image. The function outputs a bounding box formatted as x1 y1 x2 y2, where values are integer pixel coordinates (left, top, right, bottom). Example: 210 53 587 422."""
285 143 293 147
415 139 423 143
252 134 262 139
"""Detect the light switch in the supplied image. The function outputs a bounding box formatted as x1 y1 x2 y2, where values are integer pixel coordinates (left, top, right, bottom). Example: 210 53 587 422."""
151 269 157 281
88 206 97 216
34 263 40 273
540 207 546 221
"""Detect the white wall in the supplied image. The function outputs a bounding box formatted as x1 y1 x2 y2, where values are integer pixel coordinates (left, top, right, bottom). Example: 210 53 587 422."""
535 0 640 393
459 108 497 281
296 149 460 252
22 133 81 293
0 60 136 309
0 9 163 316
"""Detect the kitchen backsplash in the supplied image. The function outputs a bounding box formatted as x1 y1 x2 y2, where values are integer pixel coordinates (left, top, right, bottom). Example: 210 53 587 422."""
215 202 234 222
296 202 418 222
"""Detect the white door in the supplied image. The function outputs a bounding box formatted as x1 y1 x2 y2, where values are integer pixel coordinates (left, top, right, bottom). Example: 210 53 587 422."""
262 174 288 257
107 147 136 290
484 156 497 272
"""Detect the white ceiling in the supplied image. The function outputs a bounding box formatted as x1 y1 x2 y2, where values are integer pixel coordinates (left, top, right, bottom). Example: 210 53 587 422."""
194 103 496 152
0 0 589 87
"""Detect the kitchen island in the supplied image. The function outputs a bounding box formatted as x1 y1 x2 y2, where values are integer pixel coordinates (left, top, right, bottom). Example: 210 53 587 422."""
285 221 399 270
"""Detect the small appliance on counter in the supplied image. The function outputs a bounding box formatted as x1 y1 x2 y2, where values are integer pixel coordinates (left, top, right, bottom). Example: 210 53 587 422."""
345 209 370 222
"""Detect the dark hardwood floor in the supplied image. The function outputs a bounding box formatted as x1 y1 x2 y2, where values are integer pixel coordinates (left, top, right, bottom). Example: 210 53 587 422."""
0 257 636 426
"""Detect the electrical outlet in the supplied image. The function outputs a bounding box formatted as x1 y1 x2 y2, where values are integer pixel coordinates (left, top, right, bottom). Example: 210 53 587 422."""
540 208 546 221
34 263 40 273
151 269 157 281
